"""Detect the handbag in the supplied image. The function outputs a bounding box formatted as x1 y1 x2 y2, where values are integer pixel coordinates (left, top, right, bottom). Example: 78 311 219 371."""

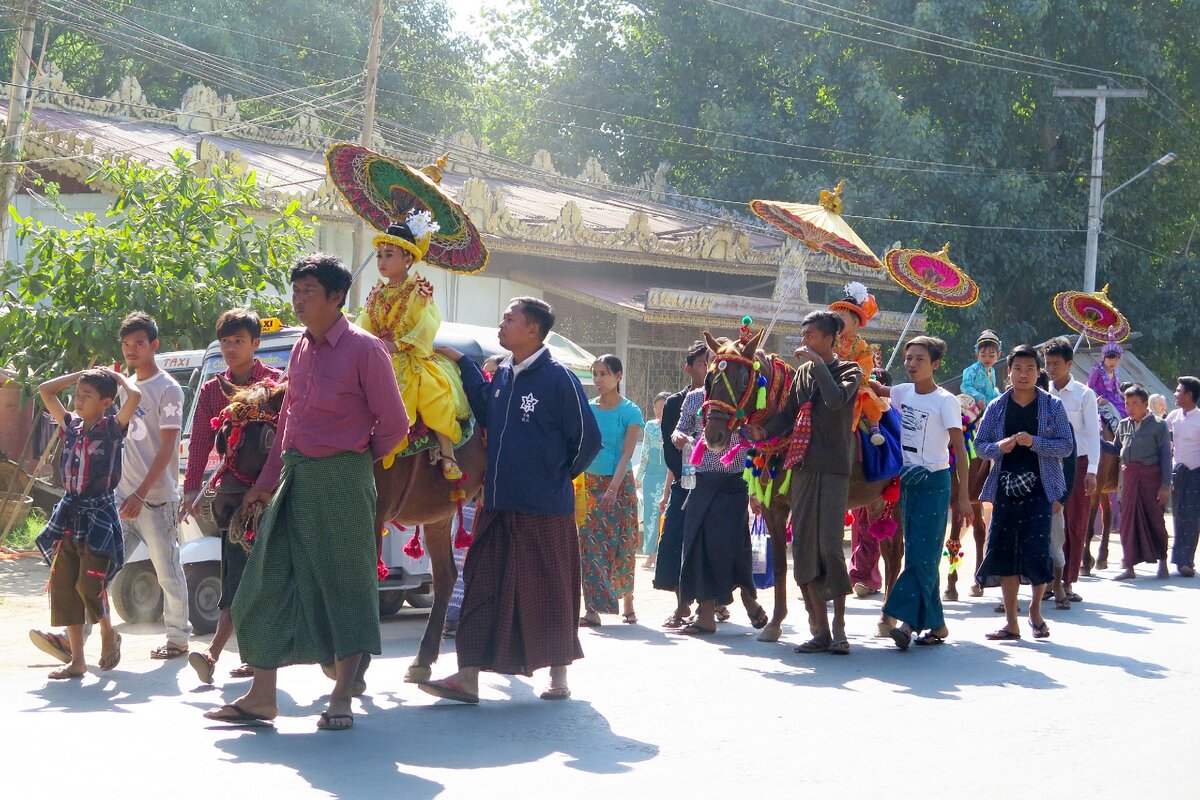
860 406 903 483
750 513 774 589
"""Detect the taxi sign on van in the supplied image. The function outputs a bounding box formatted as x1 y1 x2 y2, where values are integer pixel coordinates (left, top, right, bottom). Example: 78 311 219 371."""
260 317 284 334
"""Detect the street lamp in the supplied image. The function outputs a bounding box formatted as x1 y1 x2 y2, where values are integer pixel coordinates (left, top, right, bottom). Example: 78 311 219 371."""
1084 152 1178 294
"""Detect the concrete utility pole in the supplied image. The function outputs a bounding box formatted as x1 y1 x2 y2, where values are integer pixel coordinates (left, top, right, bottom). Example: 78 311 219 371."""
1053 85 1147 294
0 5 38 264
349 0 385 311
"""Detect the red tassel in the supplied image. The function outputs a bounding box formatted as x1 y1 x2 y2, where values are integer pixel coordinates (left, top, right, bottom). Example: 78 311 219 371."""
454 524 473 549
882 477 901 503
403 530 425 558
844 511 855 527
210 416 221 431
377 555 390 581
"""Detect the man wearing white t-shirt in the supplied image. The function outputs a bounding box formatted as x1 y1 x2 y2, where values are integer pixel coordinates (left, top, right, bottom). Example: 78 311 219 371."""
871 336 972 648
117 312 191 658
1043 338 1100 606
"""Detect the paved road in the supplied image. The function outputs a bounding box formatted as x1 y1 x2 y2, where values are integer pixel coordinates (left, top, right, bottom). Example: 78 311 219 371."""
1 536 1196 799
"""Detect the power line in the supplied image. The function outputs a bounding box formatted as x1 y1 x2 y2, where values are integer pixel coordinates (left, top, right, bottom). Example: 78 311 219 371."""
770 0 1145 84
21 0 1089 179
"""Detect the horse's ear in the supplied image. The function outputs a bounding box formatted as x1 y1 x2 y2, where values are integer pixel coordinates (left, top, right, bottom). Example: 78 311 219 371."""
702 331 721 357
741 329 764 358
216 374 236 400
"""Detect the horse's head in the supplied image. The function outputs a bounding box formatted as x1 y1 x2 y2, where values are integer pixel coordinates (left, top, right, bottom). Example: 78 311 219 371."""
700 329 765 454
210 376 286 528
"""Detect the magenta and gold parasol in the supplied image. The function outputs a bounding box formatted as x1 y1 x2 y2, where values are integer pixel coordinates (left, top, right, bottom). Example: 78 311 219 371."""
326 143 489 274
1053 284 1130 342
750 181 884 270
883 243 979 308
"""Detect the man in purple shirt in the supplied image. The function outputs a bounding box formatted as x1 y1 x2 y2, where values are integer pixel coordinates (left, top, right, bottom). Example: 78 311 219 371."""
204 253 408 731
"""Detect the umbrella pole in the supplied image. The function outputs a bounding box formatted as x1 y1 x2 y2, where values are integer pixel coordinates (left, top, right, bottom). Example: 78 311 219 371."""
883 292 926 372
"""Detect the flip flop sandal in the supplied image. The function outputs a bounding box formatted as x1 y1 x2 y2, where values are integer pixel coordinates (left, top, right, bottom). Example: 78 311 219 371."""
985 628 1021 641
203 703 274 727
715 608 731 623
1066 591 1083 602
48 666 86 680
419 678 480 705
1030 620 1051 639
540 687 572 700
829 639 851 655
577 617 602 628
674 623 717 636
99 633 122 671
317 711 354 731
441 457 464 481
622 612 638 624
914 632 946 646
150 643 188 660
793 638 831 654
189 651 216 684
661 614 687 629
889 627 912 650
1055 598 1072 610
29 630 71 664
229 664 255 678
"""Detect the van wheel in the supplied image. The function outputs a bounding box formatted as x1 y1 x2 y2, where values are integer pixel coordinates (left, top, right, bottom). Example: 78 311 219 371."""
111 561 164 624
405 587 434 609
185 562 222 635
378 590 406 618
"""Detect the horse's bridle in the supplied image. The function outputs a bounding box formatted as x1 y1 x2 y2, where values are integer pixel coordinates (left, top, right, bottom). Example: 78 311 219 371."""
209 401 280 492
702 351 792 432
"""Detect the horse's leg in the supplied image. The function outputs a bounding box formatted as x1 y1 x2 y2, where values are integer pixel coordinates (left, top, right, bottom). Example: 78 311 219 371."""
1083 494 1100 575
404 517 456 684
1096 495 1112 570
944 513 961 601
759 501 790 642
877 507 903 637
970 501 986 596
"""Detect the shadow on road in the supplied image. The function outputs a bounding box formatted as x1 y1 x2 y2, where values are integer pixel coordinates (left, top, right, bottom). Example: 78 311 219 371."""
209 680 657 798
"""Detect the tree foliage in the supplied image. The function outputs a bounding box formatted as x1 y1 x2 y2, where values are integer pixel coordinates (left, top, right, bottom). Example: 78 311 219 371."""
478 0 1200 377
4 0 485 138
0 151 313 383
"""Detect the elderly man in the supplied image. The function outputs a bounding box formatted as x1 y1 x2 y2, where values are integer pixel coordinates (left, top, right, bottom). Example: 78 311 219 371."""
422 297 600 703
785 310 862 655
204 253 409 731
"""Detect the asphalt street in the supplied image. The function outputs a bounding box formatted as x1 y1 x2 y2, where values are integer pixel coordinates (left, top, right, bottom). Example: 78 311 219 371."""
1 532 1196 800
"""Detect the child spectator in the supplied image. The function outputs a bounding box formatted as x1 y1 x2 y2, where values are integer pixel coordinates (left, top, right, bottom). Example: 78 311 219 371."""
32 367 141 679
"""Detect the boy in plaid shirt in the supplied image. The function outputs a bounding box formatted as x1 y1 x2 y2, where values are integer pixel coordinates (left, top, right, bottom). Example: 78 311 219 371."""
32 367 141 679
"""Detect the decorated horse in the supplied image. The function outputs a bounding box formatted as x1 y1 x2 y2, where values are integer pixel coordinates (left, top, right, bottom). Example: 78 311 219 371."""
699 329 902 642
214 374 486 687
942 398 991 601
1083 428 1122 573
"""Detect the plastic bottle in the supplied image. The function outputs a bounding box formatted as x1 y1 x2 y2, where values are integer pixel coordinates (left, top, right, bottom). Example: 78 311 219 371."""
681 437 697 490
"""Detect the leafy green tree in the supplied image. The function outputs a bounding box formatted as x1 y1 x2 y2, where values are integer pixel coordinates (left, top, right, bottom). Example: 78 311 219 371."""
3 0 484 138
0 150 312 383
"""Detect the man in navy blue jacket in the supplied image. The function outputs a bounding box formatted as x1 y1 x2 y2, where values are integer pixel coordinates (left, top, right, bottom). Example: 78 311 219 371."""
422 297 601 704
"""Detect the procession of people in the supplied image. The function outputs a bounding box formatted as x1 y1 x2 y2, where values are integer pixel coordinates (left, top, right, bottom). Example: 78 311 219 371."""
21 164 1200 732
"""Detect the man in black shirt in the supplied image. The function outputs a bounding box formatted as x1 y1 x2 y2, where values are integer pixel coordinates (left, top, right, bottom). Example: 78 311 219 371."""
653 340 710 626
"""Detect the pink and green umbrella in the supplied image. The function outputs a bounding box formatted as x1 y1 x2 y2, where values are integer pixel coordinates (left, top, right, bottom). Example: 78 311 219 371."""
881 243 978 369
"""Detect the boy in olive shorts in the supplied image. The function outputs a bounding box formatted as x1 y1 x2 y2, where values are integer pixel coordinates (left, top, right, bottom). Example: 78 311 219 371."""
32 367 140 679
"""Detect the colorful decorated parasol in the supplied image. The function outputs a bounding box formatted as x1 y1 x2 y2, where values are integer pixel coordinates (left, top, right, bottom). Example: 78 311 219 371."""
326 143 489 274
1053 284 1131 343
881 243 978 370
750 180 884 271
